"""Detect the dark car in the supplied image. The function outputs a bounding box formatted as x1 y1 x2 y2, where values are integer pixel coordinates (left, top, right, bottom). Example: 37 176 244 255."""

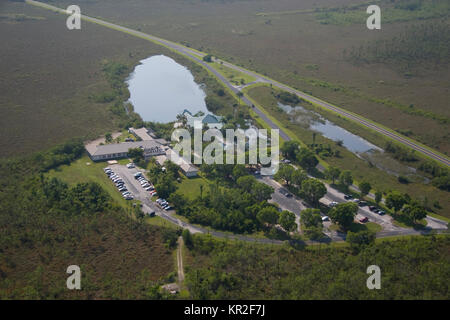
358 201 368 207
359 217 369 223
369 206 378 212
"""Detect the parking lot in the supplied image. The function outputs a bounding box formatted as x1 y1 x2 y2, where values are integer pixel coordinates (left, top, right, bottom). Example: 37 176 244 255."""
109 164 203 234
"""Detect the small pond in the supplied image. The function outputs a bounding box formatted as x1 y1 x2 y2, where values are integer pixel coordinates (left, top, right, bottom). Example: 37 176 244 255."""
126 55 208 123
279 103 381 154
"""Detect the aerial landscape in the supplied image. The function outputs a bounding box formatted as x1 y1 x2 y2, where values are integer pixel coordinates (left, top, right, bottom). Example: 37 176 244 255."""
0 0 448 306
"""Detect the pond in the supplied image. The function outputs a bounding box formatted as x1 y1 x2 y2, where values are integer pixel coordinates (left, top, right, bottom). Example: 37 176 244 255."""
126 55 208 123
279 103 381 154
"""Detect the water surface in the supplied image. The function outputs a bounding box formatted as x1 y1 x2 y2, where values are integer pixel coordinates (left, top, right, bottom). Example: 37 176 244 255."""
127 55 208 123
279 103 381 154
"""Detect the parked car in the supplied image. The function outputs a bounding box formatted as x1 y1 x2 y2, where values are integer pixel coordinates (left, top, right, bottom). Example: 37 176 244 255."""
352 198 360 203
369 206 377 211
321 216 330 222
145 186 154 191
329 201 338 208
126 163 135 169
344 194 353 200
163 206 172 211
358 201 368 207
359 217 369 223
125 196 134 200
134 172 143 179
378 210 386 215
118 187 127 192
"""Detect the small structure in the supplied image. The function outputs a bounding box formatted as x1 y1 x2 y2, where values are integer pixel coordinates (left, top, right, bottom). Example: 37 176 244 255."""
155 150 199 178
182 109 223 130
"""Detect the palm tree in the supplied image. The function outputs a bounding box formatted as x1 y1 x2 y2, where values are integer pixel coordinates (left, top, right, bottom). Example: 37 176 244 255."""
237 91 244 106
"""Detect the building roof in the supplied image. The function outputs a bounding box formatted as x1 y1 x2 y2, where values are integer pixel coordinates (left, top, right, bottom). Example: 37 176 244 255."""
129 127 153 141
202 114 220 124
90 141 162 157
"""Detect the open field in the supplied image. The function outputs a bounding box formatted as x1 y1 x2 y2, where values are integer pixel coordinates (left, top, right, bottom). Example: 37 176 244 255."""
46 155 131 207
43 0 450 154
175 176 211 201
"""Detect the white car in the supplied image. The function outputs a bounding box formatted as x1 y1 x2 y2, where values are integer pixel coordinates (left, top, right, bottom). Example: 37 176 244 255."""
321 216 330 222
329 201 338 208
126 163 135 169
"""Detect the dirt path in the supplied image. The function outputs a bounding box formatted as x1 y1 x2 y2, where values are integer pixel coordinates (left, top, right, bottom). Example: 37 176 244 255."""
177 236 185 285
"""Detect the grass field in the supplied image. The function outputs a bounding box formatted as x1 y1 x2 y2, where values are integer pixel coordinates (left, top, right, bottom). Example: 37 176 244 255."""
175 176 211 200
47 155 130 207
42 0 449 154
211 61 256 86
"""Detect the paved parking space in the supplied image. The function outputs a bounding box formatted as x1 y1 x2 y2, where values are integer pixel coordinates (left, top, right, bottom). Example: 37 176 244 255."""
111 164 203 234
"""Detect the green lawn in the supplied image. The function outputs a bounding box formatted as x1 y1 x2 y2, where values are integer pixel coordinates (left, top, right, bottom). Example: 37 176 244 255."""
47 155 129 207
145 215 181 231
175 176 211 200
211 61 256 85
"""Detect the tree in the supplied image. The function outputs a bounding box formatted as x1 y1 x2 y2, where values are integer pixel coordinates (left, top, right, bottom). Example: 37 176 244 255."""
237 175 256 193
128 148 144 163
182 229 194 249
432 175 450 191
292 169 308 187
385 191 408 213
278 210 297 232
281 141 300 160
232 164 248 181
346 230 376 251
164 160 181 179
339 170 353 188
237 91 244 106
328 202 358 231
375 191 382 205
155 174 177 199
168 193 188 214
105 132 112 143
359 181 371 198
202 54 213 62
251 182 274 202
324 166 341 184
301 179 327 207
296 148 318 170
402 201 427 223
274 164 295 186
256 207 279 226
301 208 322 228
